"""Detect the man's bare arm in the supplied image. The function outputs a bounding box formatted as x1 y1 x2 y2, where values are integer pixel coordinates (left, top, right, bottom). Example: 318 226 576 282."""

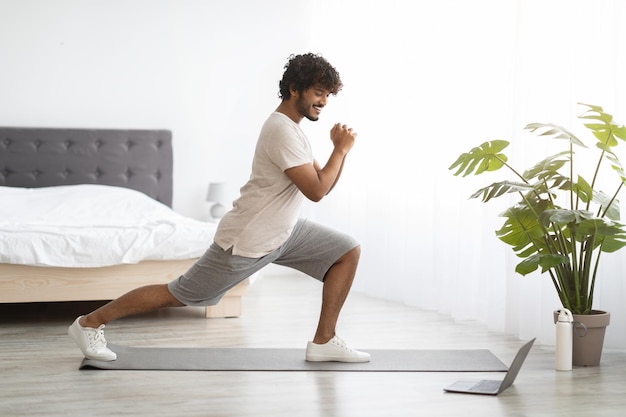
285 123 355 202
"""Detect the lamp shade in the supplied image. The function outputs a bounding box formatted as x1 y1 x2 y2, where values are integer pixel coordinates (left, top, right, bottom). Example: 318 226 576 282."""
206 182 226 202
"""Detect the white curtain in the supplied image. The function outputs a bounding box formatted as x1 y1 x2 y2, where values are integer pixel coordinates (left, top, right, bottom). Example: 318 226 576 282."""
1 0 622 349
306 0 626 349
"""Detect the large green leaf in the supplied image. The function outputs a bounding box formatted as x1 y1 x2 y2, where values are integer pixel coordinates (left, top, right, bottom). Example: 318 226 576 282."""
515 253 570 276
572 175 593 204
449 140 509 177
579 103 626 145
574 218 626 253
525 123 586 147
469 181 534 203
496 205 546 253
575 217 616 234
592 190 621 220
601 233 626 252
540 209 593 226
537 211 626 253
522 152 569 181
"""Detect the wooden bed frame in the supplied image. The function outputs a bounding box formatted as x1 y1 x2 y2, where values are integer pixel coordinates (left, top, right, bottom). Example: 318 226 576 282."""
0 127 246 318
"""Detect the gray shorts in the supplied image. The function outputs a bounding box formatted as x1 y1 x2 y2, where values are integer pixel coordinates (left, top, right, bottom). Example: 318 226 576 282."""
167 218 359 306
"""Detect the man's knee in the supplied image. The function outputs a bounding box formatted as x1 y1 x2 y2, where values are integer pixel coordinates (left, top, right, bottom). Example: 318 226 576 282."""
338 245 361 267
162 284 185 307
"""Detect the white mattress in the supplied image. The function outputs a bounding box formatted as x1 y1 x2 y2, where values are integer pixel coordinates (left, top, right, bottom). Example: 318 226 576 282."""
0 185 216 267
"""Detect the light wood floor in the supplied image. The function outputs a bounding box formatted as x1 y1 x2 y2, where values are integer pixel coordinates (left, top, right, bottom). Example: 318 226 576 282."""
1 272 624 417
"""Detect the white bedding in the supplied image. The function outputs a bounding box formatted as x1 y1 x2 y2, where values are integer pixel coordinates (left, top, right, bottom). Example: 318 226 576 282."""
0 185 216 267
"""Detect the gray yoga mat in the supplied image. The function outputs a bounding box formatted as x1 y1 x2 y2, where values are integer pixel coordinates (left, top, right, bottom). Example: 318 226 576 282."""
79 344 508 372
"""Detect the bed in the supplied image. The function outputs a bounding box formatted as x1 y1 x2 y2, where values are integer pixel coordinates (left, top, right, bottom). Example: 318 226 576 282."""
0 127 247 318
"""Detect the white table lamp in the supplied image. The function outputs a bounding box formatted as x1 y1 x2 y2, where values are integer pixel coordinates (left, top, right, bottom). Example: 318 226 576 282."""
206 182 227 220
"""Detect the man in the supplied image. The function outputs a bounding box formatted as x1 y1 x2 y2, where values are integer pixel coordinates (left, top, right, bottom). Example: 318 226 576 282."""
68 53 369 363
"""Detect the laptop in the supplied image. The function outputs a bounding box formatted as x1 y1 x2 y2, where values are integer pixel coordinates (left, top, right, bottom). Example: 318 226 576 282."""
443 338 535 395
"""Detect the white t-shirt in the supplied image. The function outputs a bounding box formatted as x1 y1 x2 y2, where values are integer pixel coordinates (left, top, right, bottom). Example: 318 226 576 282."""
214 112 313 257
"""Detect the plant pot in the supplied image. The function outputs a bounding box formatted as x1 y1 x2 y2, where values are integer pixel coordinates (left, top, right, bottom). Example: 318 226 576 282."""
553 310 610 367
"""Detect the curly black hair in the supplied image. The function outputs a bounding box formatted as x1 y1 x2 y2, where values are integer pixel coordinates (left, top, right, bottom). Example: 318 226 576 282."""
278 53 343 100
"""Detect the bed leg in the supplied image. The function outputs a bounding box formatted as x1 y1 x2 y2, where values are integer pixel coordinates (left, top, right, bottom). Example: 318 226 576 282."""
205 296 242 318
204 279 248 318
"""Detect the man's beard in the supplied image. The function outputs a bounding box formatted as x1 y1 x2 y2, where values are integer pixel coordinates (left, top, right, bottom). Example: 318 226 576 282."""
296 96 319 121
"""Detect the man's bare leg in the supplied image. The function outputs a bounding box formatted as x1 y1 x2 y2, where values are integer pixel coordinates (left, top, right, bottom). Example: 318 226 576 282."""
79 284 184 328
312 245 361 344
305 245 369 362
69 284 183 360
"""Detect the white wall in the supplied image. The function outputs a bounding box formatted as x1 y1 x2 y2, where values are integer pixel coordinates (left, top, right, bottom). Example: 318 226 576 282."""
1 0 625 349
0 0 314 218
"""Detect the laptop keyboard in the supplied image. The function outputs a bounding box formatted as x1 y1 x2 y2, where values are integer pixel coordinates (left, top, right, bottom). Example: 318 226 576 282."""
469 380 500 392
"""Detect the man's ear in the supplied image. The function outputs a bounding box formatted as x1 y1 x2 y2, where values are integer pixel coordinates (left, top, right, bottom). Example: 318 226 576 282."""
289 84 299 99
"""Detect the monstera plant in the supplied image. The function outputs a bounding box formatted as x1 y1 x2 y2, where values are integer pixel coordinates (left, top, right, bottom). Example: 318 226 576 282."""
449 103 626 316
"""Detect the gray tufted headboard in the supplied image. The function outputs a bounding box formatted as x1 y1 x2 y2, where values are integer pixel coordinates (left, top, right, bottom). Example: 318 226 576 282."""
0 127 173 207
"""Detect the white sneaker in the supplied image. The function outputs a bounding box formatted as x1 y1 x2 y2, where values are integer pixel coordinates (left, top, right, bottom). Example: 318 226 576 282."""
68 316 117 361
305 335 370 363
